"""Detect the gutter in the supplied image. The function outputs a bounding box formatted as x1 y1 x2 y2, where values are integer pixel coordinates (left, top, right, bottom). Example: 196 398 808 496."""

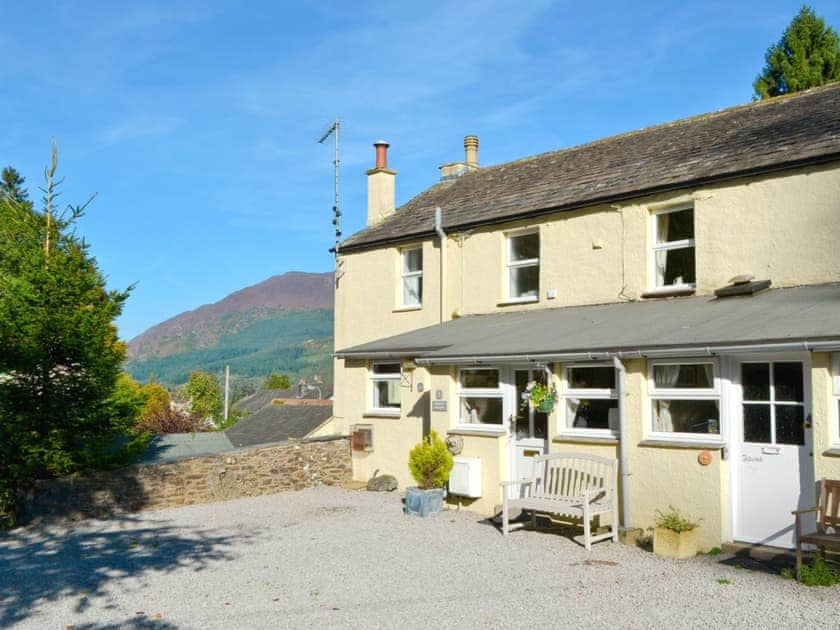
339 152 840 254
612 355 631 531
435 206 446 324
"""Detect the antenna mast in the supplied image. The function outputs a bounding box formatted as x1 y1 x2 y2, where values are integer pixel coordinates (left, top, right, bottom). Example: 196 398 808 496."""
317 118 341 259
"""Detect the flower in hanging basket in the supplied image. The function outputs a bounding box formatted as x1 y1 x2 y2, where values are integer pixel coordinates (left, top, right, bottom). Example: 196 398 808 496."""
523 381 557 412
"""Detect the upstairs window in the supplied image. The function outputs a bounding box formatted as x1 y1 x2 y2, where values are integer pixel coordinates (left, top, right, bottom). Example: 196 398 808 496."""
370 363 401 414
652 207 695 289
401 247 423 307
507 231 539 300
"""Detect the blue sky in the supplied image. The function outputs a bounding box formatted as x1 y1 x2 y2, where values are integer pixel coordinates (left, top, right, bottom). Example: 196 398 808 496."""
2 1 838 339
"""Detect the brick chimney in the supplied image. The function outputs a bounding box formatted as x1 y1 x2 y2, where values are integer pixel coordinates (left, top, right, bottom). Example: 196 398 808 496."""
366 140 396 226
439 135 480 181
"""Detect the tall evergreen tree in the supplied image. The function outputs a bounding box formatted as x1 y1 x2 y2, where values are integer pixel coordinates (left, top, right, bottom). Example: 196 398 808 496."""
753 6 840 99
0 148 130 520
1 167 30 206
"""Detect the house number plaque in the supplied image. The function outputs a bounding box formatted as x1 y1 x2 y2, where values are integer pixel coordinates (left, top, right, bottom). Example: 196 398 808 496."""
432 400 447 412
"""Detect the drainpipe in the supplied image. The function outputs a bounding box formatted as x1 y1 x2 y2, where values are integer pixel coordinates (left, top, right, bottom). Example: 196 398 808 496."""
435 206 446 323
612 355 631 530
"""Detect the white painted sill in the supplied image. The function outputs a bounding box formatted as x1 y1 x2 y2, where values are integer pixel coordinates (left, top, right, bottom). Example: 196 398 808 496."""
641 285 696 299
393 305 422 313
449 425 507 437
823 447 840 457
363 410 401 419
553 433 619 445
497 297 539 307
639 437 725 449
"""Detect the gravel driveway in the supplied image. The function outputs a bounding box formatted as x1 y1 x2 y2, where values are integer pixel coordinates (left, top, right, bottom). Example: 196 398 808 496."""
0 486 836 629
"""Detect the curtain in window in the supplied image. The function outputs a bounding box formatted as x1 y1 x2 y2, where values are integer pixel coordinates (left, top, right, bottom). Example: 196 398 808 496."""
702 363 713 388
567 397 582 428
387 380 401 405
653 365 681 431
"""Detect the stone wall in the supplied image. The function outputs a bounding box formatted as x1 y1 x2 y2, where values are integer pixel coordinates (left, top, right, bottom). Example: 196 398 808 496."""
23 437 351 524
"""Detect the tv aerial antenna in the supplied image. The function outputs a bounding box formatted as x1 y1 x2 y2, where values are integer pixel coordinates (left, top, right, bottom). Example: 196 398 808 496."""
318 118 341 262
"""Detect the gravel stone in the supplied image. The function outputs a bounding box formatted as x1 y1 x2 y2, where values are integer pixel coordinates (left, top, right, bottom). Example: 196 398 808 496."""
0 486 836 629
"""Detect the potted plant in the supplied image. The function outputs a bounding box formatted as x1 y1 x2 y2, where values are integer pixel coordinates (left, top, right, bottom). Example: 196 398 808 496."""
653 505 700 559
524 381 558 413
405 430 454 517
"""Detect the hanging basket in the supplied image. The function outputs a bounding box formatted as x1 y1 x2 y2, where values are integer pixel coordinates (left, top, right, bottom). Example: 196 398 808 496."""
537 399 555 413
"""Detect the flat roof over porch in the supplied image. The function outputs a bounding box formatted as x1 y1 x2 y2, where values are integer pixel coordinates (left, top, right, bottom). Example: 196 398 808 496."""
336 283 840 362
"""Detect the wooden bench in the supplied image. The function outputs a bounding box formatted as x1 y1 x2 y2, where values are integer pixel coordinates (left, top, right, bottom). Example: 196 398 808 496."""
500 453 618 551
794 478 840 580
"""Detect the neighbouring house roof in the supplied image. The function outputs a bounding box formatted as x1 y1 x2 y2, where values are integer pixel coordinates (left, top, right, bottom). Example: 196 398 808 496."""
233 386 333 414
136 432 235 465
336 283 840 360
341 84 840 253
225 402 334 448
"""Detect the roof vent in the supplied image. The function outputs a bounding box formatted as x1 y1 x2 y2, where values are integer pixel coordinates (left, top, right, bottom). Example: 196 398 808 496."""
714 275 772 298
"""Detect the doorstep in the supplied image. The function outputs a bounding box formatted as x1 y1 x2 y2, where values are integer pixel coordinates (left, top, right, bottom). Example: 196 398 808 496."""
721 542 797 568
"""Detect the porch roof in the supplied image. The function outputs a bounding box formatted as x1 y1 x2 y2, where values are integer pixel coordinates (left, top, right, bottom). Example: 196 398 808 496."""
336 283 840 362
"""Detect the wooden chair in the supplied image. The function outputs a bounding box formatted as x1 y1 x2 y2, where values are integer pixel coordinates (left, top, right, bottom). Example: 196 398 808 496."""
500 453 618 551
793 478 840 580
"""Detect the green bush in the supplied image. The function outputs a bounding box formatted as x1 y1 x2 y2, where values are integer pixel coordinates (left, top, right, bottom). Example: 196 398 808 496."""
408 430 453 490
800 553 840 587
654 505 700 532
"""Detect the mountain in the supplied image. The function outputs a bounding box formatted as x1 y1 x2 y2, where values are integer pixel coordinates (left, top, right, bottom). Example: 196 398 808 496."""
125 271 334 386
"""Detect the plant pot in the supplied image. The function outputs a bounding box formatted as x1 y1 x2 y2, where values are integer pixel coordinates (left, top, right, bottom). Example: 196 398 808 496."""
537 399 555 413
404 486 446 517
653 526 697 559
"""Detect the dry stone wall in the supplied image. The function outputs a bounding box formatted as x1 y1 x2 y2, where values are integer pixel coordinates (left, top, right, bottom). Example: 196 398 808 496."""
23 437 351 524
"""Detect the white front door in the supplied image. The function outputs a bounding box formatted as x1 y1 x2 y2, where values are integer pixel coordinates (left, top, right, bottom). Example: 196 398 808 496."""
732 357 815 548
511 368 549 483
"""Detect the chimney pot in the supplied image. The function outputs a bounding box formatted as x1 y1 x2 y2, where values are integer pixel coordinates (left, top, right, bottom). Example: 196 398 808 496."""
464 135 479 168
373 140 390 169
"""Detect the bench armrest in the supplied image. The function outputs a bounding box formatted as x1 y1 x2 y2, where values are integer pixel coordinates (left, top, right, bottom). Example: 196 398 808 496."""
581 487 607 502
792 506 818 516
500 480 532 488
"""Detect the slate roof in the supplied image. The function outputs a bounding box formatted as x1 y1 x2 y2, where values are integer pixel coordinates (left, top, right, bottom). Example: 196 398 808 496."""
336 283 840 359
233 386 333 414
341 84 840 253
225 403 334 448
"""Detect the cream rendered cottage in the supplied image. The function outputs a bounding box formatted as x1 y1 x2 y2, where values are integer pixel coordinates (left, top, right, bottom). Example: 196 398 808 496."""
331 84 840 550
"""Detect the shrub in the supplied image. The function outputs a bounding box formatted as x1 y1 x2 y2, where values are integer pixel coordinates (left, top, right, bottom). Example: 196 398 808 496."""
800 553 840 587
408 430 453 490
654 505 700 532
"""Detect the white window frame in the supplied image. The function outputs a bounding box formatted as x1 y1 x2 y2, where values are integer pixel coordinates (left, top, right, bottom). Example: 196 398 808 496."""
650 206 696 291
456 367 505 428
505 230 540 302
648 359 722 442
399 246 423 309
561 363 619 437
832 353 840 448
369 362 401 416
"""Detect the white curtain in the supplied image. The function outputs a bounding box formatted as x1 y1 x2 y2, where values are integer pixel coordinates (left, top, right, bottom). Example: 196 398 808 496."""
387 380 401 405
655 213 670 285
702 363 713 388
654 365 681 432
567 398 582 428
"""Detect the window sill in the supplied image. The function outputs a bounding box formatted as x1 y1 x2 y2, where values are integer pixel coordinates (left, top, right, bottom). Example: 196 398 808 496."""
641 286 696 299
639 438 725 449
393 305 422 313
553 433 619 445
497 297 539 307
823 447 840 457
448 425 507 437
363 411 401 419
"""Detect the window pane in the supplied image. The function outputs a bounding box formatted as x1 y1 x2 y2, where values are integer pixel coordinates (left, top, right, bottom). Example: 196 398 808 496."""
568 398 618 431
373 363 400 375
460 396 503 424
776 404 805 445
742 363 770 401
510 265 539 298
774 362 804 402
657 209 694 243
533 410 548 439
404 248 422 273
655 247 695 286
374 380 401 408
402 275 422 306
461 369 499 389
653 399 719 434
510 233 539 262
654 364 714 389
568 367 615 390
743 404 771 443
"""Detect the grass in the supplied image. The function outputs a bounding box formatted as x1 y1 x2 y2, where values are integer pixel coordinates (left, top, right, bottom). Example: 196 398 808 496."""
708 546 723 556
716 578 731 585
798 553 840 587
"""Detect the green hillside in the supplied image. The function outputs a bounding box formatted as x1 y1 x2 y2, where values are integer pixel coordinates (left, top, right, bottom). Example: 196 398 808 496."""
125 308 333 386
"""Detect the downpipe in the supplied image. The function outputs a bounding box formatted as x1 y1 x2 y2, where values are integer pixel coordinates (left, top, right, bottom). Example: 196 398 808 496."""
612 355 631 530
